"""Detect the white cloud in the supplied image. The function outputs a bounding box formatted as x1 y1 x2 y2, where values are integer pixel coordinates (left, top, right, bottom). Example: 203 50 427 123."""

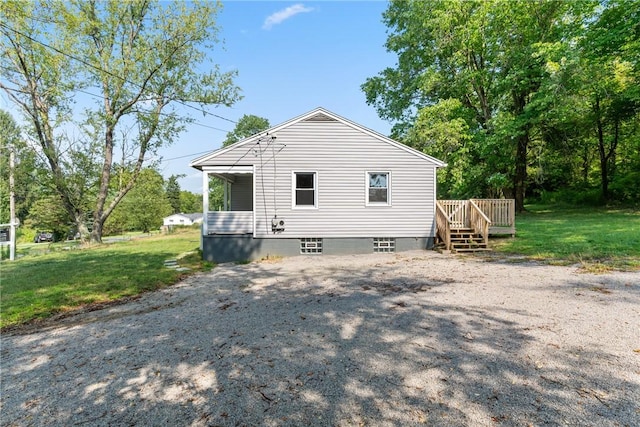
262 4 314 30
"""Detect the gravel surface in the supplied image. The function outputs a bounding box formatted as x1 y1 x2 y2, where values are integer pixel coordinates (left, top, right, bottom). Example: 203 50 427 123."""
1 250 639 426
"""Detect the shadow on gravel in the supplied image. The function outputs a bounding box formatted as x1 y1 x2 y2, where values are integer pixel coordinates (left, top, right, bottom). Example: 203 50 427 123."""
2 258 638 426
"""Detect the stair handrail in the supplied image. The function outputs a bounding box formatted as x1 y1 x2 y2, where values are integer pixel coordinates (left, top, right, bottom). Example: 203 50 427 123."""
469 199 491 247
436 202 452 251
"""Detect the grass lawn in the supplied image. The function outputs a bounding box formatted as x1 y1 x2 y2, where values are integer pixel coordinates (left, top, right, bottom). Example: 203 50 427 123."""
491 204 640 271
2 206 638 329
0 228 212 329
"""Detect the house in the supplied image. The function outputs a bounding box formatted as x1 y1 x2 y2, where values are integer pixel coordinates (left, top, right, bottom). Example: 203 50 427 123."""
189 107 446 262
163 213 203 227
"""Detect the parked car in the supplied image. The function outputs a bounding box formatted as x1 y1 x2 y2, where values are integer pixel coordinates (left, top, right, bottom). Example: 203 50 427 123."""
34 231 54 243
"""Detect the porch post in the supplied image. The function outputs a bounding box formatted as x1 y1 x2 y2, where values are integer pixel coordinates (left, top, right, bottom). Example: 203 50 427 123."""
223 179 228 211
201 171 209 247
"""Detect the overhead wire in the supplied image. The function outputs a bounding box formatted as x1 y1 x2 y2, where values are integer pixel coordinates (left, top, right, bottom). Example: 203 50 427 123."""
73 88 232 133
0 21 238 125
271 139 278 218
256 136 270 234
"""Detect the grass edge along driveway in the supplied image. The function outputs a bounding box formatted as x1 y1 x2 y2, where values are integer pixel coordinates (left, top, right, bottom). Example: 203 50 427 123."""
1 229 212 329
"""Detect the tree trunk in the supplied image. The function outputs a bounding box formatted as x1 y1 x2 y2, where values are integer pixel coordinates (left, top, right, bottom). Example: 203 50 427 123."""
595 97 609 202
512 91 529 214
75 215 90 243
514 130 529 213
91 125 115 243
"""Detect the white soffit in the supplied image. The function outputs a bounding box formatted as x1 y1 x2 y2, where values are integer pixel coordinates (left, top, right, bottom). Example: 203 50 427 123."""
202 166 253 174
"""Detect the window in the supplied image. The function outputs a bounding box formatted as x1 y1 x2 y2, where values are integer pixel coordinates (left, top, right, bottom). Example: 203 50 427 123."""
293 172 317 208
300 238 323 254
367 172 390 205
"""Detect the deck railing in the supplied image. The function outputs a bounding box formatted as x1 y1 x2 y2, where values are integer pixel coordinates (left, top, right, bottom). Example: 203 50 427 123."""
435 199 514 250
469 199 491 247
437 200 468 228
472 199 515 236
435 203 452 251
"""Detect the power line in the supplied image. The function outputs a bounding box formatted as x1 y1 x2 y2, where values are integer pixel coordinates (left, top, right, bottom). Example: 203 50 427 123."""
75 88 231 133
0 21 238 125
160 150 213 162
1 84 232 134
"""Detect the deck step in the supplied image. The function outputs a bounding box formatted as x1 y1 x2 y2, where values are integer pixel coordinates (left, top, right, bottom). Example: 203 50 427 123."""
450 230 490 253
454 247 492 253
436 226 493 254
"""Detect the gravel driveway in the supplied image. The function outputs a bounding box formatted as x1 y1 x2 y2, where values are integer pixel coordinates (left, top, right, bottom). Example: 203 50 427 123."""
1 251 639 426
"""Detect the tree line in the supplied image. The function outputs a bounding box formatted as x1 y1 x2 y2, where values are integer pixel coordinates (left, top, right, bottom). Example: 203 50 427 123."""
362 0 639 211
3 0 637 243
0 111 202 241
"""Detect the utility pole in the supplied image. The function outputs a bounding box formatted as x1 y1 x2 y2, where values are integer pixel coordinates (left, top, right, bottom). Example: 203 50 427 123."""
9 146 16 260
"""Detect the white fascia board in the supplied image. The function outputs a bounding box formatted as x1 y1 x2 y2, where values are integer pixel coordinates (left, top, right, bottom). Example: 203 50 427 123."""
202 165 254 174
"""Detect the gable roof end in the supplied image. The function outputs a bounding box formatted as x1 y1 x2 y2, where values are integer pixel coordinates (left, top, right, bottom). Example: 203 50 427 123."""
190 107 446 169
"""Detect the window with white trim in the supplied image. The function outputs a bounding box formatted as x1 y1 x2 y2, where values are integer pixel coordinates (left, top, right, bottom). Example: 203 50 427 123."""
367 172 390 205
293 172 317 208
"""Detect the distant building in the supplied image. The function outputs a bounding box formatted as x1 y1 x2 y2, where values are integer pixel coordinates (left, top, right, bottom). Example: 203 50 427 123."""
163 213 203 227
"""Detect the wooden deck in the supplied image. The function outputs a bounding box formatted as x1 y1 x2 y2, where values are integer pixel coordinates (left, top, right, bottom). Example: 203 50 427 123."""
436 199 515 253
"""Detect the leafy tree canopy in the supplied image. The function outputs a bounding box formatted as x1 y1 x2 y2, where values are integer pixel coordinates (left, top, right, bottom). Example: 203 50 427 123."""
1 0 240 242
223 115 271 147
363 0 639 208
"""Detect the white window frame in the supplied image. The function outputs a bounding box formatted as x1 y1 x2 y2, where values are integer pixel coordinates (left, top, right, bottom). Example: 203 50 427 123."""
365 171 391 206
292 171 318 209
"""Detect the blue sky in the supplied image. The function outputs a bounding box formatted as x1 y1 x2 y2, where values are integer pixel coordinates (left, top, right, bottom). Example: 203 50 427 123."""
161 1 395 193
0 1 395 194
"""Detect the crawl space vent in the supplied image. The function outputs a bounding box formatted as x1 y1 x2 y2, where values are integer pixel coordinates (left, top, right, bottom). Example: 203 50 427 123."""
373 238 395 253
300 238 323 254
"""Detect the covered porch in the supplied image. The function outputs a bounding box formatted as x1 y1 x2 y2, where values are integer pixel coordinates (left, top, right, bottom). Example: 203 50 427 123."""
201 166 254 235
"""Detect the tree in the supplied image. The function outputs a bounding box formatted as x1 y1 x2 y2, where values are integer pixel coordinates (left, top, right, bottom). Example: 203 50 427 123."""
180 190 203 213
363 0 593 211
222 115 271 147
105 169 171 234
166 174 183 214
533 0 640 203
1 0 240 242
24 195 70 239
0 109 40 224
580 0 640 201
0 110 21 224
210 114 270 210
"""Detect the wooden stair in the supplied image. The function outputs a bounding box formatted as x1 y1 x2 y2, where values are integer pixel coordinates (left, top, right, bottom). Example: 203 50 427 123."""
448 227 491 253
436 199 515 254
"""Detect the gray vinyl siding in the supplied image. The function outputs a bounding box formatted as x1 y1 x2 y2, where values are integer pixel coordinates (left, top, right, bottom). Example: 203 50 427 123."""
202 120 438 238
230 174 253 211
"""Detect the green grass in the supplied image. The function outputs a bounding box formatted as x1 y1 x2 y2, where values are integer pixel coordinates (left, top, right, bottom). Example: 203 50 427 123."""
0 228 213 329
491 204 640 271
2 206 639 329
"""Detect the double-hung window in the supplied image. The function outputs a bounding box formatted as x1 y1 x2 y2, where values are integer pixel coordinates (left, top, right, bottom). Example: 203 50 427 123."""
367 172 390 205
293 172 317 208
